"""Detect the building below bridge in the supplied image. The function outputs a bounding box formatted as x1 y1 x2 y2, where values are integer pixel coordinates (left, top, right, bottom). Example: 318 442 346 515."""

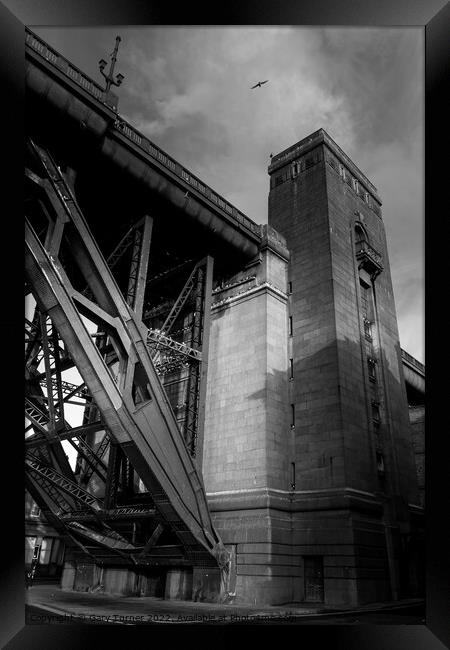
25 491 65 583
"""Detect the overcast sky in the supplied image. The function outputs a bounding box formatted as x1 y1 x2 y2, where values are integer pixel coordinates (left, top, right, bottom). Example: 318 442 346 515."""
33 26 424 363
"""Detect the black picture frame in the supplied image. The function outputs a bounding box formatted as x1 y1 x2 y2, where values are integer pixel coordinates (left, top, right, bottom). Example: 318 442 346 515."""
1 0 448 647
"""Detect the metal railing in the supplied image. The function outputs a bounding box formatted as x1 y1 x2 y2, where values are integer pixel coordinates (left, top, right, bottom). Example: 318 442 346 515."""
355 240 383 267
26 30 107 103
401 349 425 375
26 28 261 240
113 118 261 236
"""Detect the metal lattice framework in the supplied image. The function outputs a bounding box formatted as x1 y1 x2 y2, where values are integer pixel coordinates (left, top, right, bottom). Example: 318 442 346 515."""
25 140 229 577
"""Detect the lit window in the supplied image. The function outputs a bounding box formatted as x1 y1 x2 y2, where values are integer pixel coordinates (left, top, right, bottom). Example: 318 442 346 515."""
39 538 52 565
25 537 37 564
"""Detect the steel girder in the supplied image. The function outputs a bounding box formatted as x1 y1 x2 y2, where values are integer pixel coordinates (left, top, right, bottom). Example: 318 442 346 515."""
144 255 213 463
25 421 105 449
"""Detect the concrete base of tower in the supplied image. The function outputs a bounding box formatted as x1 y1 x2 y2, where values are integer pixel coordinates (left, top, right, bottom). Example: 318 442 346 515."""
207 490 399 607
233 575 298 606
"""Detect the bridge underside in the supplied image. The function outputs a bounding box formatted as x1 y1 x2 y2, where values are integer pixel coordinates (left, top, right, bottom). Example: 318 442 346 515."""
24 131 248 600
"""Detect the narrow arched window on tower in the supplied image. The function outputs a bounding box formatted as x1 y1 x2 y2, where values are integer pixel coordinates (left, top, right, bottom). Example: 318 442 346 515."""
376 452 385 475
371 400 381 424
354 221 383 281
355 223 368 249
368 357 377 382
290 462 296 490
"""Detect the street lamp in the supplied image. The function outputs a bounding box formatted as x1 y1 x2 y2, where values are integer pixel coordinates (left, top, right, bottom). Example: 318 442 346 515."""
98 36 125 94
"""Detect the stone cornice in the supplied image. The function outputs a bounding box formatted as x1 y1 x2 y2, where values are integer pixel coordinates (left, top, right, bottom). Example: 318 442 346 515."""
211 282 288 312
206 486 384 516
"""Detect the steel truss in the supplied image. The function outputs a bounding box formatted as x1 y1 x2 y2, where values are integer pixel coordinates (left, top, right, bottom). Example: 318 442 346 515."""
24 140 229 579
144 255 213 459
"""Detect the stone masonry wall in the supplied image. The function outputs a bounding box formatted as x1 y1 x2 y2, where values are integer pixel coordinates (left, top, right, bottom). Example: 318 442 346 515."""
324 144 420 507
203 238 296 603
268 146 346 492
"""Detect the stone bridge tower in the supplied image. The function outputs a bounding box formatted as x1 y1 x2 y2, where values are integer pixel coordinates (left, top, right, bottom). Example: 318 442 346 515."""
266 128 424 605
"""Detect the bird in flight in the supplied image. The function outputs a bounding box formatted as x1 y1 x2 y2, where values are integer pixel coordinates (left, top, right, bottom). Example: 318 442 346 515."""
251 80 269 89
